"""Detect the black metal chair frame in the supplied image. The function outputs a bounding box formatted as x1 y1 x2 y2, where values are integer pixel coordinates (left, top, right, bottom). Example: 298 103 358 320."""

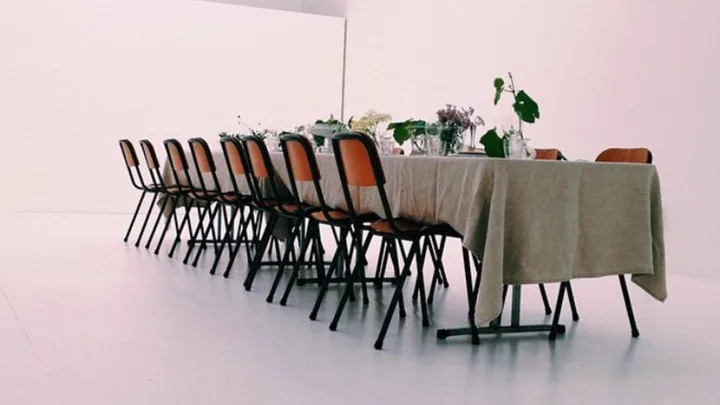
237 135 315 291
330 132 465 350
118 139 158 246
277 134 396 317
216 136 270 279
187 137 260 274
136 139 200 257
162 139 221 263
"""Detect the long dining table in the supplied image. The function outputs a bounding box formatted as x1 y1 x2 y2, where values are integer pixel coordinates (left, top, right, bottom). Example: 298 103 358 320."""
162 150 667 327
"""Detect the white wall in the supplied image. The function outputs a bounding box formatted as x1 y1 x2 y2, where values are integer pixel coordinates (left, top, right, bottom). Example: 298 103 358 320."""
0 0 345 213
344 0 720 279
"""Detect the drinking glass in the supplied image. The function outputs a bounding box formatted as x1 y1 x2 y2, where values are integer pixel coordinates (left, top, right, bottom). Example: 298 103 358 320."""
425 122 442 155
375 122 395 155
503 130 528 159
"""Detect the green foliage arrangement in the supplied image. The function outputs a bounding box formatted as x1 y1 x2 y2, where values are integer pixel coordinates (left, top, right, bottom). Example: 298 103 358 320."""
481 73 540 158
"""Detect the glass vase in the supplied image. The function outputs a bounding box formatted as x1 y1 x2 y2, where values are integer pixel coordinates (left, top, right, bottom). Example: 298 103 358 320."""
503 131 534 159
466 126 477 151
440 127 461 155
411 134 427 155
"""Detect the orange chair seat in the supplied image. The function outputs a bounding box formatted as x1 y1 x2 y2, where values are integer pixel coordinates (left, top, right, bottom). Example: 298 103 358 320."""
276 203 302 213
310 209 350 223
189 190 221 199
218 193 250 204
250 199 279 208
147 184 194 193
370 218 423 234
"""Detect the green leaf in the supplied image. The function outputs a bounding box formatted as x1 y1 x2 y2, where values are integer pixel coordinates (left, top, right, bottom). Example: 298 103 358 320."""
389 119 427 145
493 77 505 89
393 127 412 145
513 90 540 123
480 128 505 158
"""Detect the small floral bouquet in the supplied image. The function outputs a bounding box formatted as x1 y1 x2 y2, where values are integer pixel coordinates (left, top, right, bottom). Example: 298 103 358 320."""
436 105 484 154
437 104 474 131
349 110 392 143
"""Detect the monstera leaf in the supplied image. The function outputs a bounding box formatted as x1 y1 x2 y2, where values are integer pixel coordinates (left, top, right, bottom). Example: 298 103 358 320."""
480 128 505 158
388 119 427 145
513 90 540 123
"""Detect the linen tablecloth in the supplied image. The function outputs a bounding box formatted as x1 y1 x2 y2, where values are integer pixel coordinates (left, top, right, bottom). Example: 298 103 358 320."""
163 152 667 324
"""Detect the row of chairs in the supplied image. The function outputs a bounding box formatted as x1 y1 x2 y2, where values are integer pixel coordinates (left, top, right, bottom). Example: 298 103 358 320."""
119 136 652 349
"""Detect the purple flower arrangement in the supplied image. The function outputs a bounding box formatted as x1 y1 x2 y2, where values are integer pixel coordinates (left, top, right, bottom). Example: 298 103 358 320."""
436 104 475 131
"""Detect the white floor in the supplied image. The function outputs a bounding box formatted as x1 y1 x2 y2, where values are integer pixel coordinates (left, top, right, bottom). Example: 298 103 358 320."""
1 212 719 405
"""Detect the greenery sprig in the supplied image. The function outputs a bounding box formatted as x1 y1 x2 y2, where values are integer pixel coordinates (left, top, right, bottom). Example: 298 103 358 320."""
482 73 540 157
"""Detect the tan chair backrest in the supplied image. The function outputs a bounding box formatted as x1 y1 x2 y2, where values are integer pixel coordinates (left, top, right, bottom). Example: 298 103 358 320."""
140 141 159 169
596 148 652 164
285 139 315 182
190 139 212 173
337 138 377 187
246 140 269 178
120 141 138 167
223 140 246 176
166 141 186 172
534 148 561 161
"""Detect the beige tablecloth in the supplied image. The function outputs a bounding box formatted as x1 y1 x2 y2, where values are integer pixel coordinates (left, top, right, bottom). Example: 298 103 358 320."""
163 152 667 325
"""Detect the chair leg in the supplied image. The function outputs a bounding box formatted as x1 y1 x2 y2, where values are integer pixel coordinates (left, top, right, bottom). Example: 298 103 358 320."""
192 203 221 267
462 247 481 345
221 209 251 278
338 230 357 303
373 238 387 288
124 191 147 242
426 236 445 304
619 275 639 337
566 282 580 321
435 235 450 288
309 227 348 319
153 196 179 255
241 214 277 288
358 230 370 305
239 208 254 263
169 199 194 258
379 237 393 284
412 239 429 302
374 239 419 350
195 204 219 261
144 194 171 249
415 237 430 327
183 203 210 265
387 239 406 318
210 206 239 275
538 284 553 315
267 223 300 303
329 226 366 331
549 282 568 341
280 222 316 306
134 193 158 247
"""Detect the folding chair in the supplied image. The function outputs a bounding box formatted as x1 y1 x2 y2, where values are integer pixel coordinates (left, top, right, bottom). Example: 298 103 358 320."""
162 139 220 263
237 135 302 291
136 139 196 256
277 134 392 316
118 140 156 245
330 132 465 350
